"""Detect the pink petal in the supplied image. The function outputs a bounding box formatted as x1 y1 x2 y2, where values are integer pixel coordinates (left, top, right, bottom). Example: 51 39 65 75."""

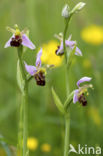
77 77 92 87
73 89 79 103
4 35 14 48
75 47 82 56
56 41 64 55
66 40 82 56
22 34 36 50
65 40 76 47
36 48 42 67
24 62 37 76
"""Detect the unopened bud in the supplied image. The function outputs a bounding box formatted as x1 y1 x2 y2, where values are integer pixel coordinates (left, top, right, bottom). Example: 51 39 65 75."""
62 4 70 18
71 2 86 14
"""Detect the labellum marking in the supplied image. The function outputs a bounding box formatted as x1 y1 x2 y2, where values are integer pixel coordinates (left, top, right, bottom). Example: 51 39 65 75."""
34 71 45 86
10 35 22 47
78 93 87 106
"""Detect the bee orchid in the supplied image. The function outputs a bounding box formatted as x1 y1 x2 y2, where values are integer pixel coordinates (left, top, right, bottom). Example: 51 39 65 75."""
25 49 46 86
73 77 93 106
55 34 82 56
4 25 36 50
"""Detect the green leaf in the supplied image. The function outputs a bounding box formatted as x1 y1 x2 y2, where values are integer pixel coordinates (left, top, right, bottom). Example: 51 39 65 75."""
64 91 74 111
17 60 25 93
51 87 65 114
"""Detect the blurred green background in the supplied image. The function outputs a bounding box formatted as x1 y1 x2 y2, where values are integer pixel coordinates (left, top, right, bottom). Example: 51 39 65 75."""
0 0 103 155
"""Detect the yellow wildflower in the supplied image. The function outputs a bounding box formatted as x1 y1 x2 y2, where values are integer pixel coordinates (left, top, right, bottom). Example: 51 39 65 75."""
81 25 103 45
83 59 91 69
27 137 38 151
41 40 63 67
88 107 101 126
41 143 51 152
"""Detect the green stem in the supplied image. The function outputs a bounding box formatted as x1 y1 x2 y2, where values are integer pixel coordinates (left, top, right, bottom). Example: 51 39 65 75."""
18 95 23 156
17 46 26 80
63 15 72 64
63 17 71 156
65 65 70 96
64 114 70 156
23 85 28 156
63 18 69 63
17 46 28 156
64 69 70 156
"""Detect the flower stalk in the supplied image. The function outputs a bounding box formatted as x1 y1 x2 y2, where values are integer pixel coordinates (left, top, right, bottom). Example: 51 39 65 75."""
17 46 28 156
23 86 28 156
63 12 72 156
63 18 70 63
63 10 72 156
64 113 70 156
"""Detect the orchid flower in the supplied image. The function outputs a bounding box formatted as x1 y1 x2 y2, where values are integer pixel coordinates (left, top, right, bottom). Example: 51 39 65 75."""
25 48 46 86
4 25 36 50
73 77 93 106
55 34 82 56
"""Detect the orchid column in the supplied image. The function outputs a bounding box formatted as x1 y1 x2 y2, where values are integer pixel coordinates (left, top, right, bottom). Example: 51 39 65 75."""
4 25 35 156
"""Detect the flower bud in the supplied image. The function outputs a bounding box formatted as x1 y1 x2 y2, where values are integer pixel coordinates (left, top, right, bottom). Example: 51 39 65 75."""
62 4 70 18
71 2 86 14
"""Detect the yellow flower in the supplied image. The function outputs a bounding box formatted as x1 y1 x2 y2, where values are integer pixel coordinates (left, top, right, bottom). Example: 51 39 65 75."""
41 40 63 67
83 59 91 69
81 25 103 45
27 137 38 151
88 107 101 126
41 143 51 152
